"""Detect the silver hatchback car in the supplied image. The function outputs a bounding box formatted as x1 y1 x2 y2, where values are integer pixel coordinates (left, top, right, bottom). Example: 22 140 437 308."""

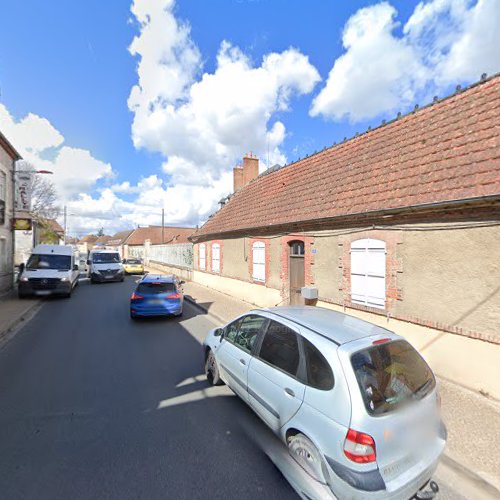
203 306 446 499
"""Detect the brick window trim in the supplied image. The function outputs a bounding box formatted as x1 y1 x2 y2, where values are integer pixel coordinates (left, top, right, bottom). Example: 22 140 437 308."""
248 238 270 286
340 231 402 313
198 243 207 271
207 240 223 275
280 234 315 303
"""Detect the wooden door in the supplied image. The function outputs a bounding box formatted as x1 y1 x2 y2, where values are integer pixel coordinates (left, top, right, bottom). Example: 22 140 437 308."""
289 241 305 305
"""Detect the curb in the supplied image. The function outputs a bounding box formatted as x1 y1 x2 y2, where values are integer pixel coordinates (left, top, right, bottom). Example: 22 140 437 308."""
184 295 227 325
441 454 500 497
0 300 41 345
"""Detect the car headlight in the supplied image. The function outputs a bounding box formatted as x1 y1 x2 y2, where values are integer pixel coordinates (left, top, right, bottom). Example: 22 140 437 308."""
60 277 70 282
20 276 29 282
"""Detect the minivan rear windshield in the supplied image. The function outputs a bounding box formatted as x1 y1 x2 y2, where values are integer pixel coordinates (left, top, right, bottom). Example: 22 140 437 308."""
351 340 435 416
27 254 71 271
137 282 176 295
92 253 120 263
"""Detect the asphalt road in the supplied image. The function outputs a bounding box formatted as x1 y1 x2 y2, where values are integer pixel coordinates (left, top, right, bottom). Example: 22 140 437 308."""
0 277 479 499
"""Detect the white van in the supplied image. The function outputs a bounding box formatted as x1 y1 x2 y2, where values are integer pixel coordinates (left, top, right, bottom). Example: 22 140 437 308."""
88 249 124 283
18 244 80 298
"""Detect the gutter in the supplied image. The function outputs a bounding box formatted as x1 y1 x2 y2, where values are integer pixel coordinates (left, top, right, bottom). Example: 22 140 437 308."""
190 193 500 242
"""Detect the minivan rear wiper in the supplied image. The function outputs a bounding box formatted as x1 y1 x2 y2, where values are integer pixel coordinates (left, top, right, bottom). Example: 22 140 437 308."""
414 379 432 398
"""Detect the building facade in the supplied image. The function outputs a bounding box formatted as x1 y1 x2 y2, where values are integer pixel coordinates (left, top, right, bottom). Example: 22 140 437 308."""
190 75 500 346
0 131 22 294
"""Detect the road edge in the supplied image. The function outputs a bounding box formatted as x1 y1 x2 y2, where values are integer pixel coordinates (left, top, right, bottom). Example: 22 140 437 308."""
184 295 226 325
0 300 42 348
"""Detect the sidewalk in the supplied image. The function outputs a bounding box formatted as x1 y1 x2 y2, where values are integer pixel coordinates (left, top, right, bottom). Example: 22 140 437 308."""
147 264 500 495
0 290 40 345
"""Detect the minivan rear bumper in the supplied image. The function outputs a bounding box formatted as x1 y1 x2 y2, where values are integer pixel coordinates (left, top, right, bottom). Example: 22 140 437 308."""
325 452 441 500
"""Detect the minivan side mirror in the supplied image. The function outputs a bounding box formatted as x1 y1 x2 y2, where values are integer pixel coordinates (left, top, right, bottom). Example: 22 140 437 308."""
73 264 79 271
214 328 224 337
179 280 185 285
86 259 91 265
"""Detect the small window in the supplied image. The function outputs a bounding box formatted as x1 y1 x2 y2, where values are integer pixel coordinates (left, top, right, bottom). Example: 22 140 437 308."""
224 318 243 343
302 337 334 390
234 315 267 353
258 321 299 377
290 241 304 256
252 241 265 282
199 243 206 271
211 243 220 273
351 239 386 309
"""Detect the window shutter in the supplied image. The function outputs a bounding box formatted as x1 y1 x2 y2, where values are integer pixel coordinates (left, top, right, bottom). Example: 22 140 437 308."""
351 239 386 309
212 243 220 273
199 244 206 270
252 241 266 282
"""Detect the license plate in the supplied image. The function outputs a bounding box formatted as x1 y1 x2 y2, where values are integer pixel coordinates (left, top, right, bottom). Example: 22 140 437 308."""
148 299 164 305
105 275 114 279
35 290 51 296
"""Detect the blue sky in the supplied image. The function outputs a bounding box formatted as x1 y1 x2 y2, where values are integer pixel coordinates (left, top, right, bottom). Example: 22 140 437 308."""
0 0 498 235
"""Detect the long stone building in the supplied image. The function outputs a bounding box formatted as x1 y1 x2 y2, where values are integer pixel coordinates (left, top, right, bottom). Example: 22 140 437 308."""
190 74 500 350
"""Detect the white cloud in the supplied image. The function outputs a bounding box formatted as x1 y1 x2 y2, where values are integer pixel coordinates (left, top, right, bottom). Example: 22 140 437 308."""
127 0 320 224
0 104 114 202
311 0 500 122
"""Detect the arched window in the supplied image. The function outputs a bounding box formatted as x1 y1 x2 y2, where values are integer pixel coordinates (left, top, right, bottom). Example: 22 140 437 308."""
351 239 386 309
199 243 206 271
211 243 220 273
252 241 266 282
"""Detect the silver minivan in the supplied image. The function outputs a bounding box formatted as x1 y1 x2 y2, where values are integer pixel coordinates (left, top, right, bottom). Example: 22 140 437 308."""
203 306 446 499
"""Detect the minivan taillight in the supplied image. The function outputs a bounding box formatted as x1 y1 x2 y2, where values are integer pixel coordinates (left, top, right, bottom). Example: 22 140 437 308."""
344 428 376 463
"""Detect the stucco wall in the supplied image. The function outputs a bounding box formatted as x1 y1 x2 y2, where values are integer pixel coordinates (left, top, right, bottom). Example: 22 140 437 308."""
219 238 247 279
0 147 14 294
193 270 281 307
313 236 343 303
396 225 500 339
267 237 282 290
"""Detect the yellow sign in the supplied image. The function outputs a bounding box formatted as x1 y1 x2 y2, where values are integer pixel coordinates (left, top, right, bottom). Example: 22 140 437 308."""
13 218 32 231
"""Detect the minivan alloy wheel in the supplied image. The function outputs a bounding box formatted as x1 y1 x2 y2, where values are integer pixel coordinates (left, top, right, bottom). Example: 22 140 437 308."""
287 433 328 485
205 350 222 386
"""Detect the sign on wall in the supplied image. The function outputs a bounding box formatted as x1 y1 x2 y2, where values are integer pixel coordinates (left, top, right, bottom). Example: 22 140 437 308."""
12 218 32 231
14 171 33 212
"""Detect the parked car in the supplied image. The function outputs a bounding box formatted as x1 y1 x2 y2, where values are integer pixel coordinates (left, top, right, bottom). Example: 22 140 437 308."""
203 306 445 500
88 249 124 283
123 258 145 275
130 274 184 319
18 244 80 298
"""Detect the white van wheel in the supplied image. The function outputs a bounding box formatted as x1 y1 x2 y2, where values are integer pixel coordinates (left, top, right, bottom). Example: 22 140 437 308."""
287 433 328 484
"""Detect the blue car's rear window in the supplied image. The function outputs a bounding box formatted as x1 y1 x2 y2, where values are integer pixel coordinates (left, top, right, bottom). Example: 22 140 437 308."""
137 282 176 294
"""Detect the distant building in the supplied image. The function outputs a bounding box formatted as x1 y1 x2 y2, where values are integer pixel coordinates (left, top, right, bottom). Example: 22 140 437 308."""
125 226 194 247
0 130 22 294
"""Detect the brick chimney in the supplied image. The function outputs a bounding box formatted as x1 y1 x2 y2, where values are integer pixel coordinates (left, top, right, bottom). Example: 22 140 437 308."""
233 153 259 192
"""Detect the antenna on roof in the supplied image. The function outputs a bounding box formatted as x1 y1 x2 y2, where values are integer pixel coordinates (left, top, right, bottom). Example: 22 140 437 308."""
433 95 439 102
481 73 487 80
455 84 462 92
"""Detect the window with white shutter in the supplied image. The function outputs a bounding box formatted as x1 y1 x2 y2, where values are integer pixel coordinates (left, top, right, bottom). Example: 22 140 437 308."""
351 239 386 309
199 244 206 270
211 243 220 273
252 241 266 282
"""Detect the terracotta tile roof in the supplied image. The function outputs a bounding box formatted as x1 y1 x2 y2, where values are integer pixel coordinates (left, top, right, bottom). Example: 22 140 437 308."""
78 234 99 244
107 230 134 246
126 226 195 246
41 219 64 234
94 235 112 245
193 75 500 241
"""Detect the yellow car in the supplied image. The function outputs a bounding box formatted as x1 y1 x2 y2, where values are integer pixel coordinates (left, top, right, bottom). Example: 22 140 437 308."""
123 258 145 275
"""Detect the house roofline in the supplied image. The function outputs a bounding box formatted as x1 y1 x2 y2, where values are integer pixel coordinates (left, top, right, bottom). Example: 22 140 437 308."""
0 130 22 161
189 194 500 242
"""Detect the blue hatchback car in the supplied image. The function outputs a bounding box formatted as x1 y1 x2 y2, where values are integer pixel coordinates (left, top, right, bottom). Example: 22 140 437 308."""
130 274 184 319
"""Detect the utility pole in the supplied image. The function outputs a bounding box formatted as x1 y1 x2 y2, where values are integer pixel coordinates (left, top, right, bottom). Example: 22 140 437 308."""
161 208 165 244
63 205 67 245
